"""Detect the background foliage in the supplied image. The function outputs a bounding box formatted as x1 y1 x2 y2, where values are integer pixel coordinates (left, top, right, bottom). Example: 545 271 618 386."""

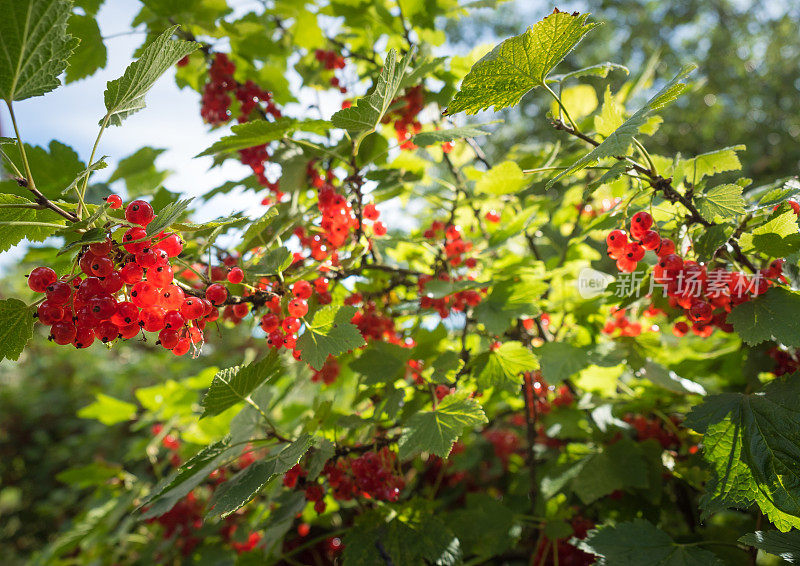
2 0 800 565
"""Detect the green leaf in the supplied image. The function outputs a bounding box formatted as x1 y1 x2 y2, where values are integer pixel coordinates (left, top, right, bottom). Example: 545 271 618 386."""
676 145 745 185
548 64 696 188
0 0 78 102
350 341 411 384
576 519 724 565
296 305 366 371
248 246 292 276
331 48 414 133
538 342 588 384
0 194 66 252
102 26 198 126
66 14 107 83
108 147 169 196
141 440 234 519
739 209 800 257
696 184 745 221
411 124 493 147
639 361 706 395
0 140 84 200
200 352 283 418
571 439 649 504
145 198 193 236
728 287 800 348
694 224 733 261
60 157 109 196
474 160 528 195
473 341 538 390
207 435 313 518
549 62 629 82
399 393 487 459
57 227 107 256
0 298 35 361
445 11 600 115
238 206 280 251
685 374 800 531
422 278 485 299
739 530 800 562
195 118 299 157
77 393 137 425
343 504 462 566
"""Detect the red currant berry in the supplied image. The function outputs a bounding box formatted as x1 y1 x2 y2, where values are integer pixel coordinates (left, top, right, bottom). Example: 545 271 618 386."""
163 310 185 329
50 321 77 345
260 313 279 333
658 253 683 271
90 256 114 277
119 323 141 340
372 221 387 236
96 321 121 343
147 265 174 288
28 267 57 292
119 262 144 284
631 211 653 231
73 327 95 349
282 317 301 333
227 267 244 284
640 230 661 251
159 285 185 310
181 297 205 320
111 301 140 326
158 328 180 349
130 281 160 307
485 210 501 223
606 230 628 249
135 248 159 269
88 295 117 320
292 280 313 299
123 227 149 253
154 232 183 257
616 257 638 273
105 194 123 209
205 283 228 306
656 238 676 257
624 243 645 262
172 338 191 356
125 199 154 226
363 203 380 221
140 306 166 332
45 280 72 304
232 303 249 318
288 298 308 318
101 271 125 294
37 301 65 325
314 277 329 293
88 238 113 256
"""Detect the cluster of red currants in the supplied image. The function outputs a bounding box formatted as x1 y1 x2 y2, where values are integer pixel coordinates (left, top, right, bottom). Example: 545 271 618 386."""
622 414 681 450
28 198 227 355
605 211 670 273
284 447 405 514
600 305 661 338
347 296 408 344
607 210 788 338
314 49 348 93
381 85 424 150
200 53 283 198
310 356 339 385
257 279 316 357
145 427 264 557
